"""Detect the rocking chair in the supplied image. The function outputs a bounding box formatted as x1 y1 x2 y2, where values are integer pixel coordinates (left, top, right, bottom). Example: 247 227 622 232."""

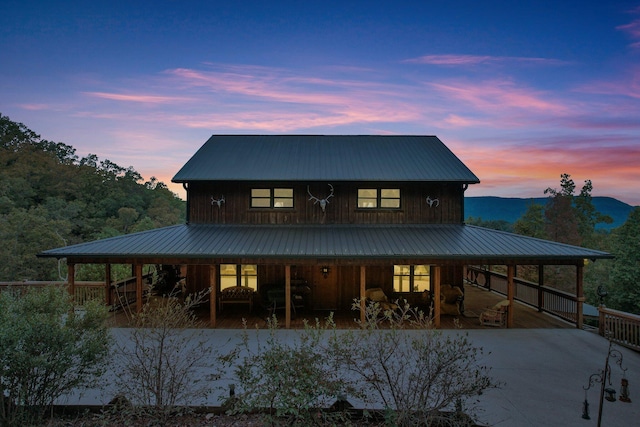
479 300 510 327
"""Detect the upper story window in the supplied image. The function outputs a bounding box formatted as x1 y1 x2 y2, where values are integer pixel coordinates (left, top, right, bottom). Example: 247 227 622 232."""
251 188 294 208
357 188 401 209
220 264 258 290
393 265 430 293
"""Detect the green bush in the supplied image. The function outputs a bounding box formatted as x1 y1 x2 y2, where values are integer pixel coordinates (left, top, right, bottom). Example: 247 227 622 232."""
229 316 357 426
0 286 110 426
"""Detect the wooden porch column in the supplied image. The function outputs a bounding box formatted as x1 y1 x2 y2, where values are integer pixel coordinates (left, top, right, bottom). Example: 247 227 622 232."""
537 264 544 312
507 265 515 328
285 265 291 329
210 264 217 328
68 262 75 301
433 266 441 328
576 261 585 329
135 263 143 314
360 266 366 324
105 263 112 307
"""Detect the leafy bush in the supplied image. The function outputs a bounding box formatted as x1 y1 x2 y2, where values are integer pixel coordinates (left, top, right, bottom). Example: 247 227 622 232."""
111 290 223 421
0 285 110 425
326 300 499 426
229 316 356 426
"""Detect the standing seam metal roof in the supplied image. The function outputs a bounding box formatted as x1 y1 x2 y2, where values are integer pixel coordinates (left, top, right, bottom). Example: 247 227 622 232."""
172 135 481 183
38 223 612 261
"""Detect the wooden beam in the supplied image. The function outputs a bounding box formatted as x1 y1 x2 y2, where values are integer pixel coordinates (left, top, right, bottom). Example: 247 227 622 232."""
576 262 584 329
433 266 441 328
507 265 515 328
537 264 544 312
135 264 143 314
210 264 217 328
360 266 366 324
285 265 291 329
105 263 112 307
68 263 75 302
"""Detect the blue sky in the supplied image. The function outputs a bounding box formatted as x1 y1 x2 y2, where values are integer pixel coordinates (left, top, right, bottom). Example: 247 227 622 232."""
2 0 639 204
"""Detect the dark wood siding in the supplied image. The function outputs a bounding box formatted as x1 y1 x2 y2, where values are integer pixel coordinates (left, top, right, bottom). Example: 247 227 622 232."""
188 181 465 225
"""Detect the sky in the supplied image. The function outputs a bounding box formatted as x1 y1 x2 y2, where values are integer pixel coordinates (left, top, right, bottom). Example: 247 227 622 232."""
1 0 639 205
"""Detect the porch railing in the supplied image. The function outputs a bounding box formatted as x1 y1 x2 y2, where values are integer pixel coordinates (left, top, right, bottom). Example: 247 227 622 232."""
598 306 640 352
466 266 579 325
0 281 105 306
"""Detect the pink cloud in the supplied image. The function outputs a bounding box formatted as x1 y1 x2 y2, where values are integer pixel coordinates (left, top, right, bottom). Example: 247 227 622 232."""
429 79 566 115
404 54 568 66
83 92 194 103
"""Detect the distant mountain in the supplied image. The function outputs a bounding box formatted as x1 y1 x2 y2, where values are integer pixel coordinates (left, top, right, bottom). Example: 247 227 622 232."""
464 196 636 230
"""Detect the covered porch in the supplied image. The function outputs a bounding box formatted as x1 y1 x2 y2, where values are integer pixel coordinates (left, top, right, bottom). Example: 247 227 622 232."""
39 223 612 330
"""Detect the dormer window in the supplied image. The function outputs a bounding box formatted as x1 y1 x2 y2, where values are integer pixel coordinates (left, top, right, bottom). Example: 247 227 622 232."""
358 188 400 209
251 188 294 208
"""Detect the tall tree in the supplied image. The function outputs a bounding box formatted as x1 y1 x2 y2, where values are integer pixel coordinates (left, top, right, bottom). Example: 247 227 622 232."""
607 208 640 314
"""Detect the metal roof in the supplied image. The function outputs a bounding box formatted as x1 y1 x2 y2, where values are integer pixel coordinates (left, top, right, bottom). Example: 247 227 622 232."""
172 135 480 183
39 224 611 263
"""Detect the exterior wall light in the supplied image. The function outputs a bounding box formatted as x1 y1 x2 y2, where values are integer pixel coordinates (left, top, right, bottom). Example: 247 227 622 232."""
321 266 330 278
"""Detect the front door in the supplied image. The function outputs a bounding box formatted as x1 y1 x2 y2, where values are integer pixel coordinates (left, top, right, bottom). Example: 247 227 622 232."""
312 266 338 310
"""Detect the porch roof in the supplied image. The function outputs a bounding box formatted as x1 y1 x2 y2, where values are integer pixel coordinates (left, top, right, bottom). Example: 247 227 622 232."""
38 223 612 264
172 135 480 183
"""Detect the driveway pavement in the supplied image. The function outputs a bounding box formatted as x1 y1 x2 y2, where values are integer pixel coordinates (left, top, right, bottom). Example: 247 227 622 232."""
66 327 639 426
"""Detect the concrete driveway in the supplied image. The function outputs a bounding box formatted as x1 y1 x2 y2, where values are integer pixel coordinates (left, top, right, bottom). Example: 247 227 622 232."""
66 327 639 426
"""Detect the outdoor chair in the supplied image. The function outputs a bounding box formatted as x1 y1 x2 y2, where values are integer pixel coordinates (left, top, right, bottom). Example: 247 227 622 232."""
364 287 399 312
479 299 510 327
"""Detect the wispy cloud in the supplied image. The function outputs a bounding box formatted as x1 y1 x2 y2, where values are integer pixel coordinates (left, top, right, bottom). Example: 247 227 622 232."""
83 92 194 103
617 6 640 48
403 54 568 66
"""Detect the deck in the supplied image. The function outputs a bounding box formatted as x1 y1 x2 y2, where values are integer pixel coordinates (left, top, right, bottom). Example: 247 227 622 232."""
105 283 573 329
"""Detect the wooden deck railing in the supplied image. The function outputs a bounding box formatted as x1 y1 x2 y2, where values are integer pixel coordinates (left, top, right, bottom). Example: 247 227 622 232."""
466 266 579 325
598 306 640 352
0 274 152 308
0 281 105 306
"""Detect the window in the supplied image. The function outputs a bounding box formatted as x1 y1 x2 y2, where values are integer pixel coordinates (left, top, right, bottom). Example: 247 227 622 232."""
251 188 293 208
358 188 400 209
220 264 257 290
393 265 430 293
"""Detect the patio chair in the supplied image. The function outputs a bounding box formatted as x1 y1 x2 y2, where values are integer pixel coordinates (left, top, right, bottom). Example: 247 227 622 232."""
365 287 399 312
479 299 510 327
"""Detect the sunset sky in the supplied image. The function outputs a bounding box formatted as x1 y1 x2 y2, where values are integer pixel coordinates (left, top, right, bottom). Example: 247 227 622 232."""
1 0 639 205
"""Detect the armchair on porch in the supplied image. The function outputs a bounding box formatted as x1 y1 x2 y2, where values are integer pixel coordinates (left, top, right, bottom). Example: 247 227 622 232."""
479 300 510 327
440 284 464 315
365 287 399 312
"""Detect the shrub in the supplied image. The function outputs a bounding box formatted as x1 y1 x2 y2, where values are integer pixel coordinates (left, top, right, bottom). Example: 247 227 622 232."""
327 300 499 426
229 315 357 426
111 290 223 421
0 286 110 426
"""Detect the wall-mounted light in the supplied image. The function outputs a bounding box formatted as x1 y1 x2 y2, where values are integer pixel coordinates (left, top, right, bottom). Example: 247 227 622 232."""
321 266 330 278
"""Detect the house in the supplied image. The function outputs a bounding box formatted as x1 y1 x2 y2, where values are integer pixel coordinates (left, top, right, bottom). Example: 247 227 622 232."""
39 135 612 328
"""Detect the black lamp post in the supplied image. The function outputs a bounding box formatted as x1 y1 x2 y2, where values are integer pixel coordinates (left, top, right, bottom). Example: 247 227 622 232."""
581 339 631 426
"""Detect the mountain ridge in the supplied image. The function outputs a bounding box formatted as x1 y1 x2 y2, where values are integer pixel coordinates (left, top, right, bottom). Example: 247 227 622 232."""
464 196 635 230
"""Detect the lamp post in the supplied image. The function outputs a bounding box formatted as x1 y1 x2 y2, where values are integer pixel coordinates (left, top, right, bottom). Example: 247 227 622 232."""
581 339 631 426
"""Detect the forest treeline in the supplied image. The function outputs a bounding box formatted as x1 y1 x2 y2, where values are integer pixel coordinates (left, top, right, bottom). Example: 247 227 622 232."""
0 113 185 282
1 114 638 314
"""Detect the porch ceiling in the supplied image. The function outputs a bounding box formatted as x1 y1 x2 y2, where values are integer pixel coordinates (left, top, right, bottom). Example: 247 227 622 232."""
38 223 612 265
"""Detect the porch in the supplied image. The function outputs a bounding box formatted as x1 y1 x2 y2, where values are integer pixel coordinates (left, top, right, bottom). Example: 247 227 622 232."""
102 282 574 330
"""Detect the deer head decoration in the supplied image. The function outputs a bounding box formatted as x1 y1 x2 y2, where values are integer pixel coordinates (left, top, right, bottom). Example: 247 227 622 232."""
211 195 225 208
426 196 440 208
307 184 334 212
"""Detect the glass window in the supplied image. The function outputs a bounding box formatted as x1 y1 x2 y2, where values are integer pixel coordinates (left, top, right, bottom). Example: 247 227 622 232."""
274 188 294 208
381 189 401 208
251 188 293 208
220 264 258 290
358 188 400 209
358 189 378 208
251 189 271 208
393 265 430 293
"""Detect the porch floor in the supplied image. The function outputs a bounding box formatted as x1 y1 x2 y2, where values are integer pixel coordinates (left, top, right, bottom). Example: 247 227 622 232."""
106 283 574 329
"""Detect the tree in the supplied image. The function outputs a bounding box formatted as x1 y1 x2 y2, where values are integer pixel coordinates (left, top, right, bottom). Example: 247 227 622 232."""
0 286 110 425
607 208 640 314
513 202 547 239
